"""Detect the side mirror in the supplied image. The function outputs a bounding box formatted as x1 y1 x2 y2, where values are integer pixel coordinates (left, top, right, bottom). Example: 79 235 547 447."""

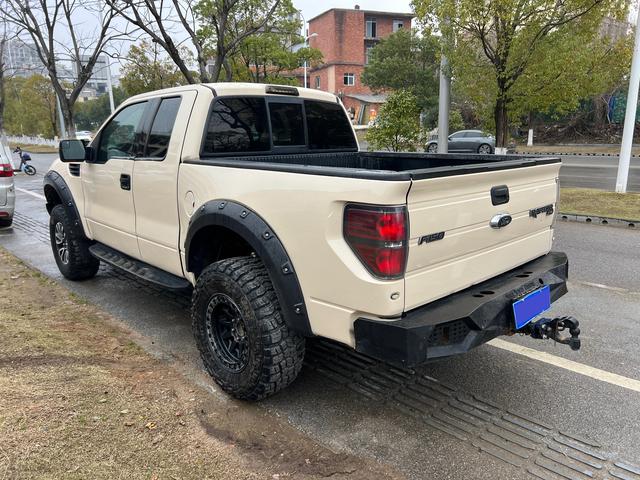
59 139 87 162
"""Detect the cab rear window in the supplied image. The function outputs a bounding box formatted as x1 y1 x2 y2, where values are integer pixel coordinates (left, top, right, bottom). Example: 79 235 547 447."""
202 97 357 155
203 98 270 154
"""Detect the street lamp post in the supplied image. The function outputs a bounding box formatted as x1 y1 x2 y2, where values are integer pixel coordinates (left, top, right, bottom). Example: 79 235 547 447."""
303 32 318 88
97 5 115 114
616 1 640 193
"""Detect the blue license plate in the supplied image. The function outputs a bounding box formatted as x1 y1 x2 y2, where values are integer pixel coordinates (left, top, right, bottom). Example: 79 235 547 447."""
512 285 551 330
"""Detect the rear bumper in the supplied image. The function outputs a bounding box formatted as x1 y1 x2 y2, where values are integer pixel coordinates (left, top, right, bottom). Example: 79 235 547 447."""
354 251 569 367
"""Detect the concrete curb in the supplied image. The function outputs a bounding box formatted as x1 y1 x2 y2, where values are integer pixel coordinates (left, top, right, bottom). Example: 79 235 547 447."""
558 212 638 229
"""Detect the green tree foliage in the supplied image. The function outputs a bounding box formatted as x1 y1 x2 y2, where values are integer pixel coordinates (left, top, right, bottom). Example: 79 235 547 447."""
233 1 323 84
4 75 57 137
120 41 190 97
413 0 631 147
365 89 421 152
195 0 288 81
362 28 439 125
74 87 127 132
449 108 465 133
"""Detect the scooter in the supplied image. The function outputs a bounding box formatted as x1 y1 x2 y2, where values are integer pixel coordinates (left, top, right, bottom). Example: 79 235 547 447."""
13 148 37 176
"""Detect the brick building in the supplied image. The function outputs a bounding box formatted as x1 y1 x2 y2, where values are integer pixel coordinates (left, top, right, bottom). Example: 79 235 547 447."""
305 7 413 124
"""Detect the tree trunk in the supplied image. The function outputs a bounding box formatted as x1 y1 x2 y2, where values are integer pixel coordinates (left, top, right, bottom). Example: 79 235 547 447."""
60 98 75 138
209 52 224 83
494 96 508 149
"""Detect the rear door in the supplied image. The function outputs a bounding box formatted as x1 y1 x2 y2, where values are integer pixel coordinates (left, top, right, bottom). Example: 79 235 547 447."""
461 131 480 152
403 161 561 311
132 91 197 276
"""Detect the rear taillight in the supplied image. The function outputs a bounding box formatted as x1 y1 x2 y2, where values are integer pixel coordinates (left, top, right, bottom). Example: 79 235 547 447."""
344 204 408 279
0 164 13 177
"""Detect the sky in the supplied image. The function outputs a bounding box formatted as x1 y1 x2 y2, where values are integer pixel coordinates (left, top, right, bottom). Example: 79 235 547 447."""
295 0 413 22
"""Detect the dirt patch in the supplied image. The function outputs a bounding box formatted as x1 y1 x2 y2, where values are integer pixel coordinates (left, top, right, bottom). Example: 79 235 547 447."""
8 143 58 154
0 249 402 480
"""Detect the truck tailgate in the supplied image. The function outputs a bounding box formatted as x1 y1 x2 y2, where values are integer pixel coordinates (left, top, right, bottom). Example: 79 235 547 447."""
404 161 560 311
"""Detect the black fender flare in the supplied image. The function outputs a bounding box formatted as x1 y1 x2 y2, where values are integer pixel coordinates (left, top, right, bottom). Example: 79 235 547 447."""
43 170 87 237
185 200 313 337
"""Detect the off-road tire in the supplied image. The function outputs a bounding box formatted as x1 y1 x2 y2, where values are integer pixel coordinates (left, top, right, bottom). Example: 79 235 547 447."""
192 257 305 401
49 204 99 280
0 217 12 228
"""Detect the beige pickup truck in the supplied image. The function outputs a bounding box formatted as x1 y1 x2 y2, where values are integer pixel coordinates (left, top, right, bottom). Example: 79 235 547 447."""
44 83 579 400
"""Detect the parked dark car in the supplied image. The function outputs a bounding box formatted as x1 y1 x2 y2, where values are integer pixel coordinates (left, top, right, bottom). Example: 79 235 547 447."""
426 130 495 154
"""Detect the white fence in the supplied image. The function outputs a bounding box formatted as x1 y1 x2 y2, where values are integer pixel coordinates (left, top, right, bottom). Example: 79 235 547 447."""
4 135 57 147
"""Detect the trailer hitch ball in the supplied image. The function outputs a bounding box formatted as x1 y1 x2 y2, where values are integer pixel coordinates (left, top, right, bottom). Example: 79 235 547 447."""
521 316 581 351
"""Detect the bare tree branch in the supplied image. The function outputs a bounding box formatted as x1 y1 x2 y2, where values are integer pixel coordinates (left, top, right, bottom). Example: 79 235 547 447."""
0 0 130 137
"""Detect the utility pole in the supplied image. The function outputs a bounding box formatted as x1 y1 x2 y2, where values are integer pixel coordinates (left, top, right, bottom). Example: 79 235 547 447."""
616 1 640 193
437 54 450 153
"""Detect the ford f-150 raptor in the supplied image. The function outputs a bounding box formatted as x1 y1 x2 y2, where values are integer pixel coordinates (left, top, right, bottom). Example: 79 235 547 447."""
44 83 580 400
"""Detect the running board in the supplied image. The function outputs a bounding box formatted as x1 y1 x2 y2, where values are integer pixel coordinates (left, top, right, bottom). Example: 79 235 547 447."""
89 243 191 290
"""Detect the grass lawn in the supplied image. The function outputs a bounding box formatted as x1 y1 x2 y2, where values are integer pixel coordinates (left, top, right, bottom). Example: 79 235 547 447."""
560 188 640 220
0 249 395 480
8 142 58 154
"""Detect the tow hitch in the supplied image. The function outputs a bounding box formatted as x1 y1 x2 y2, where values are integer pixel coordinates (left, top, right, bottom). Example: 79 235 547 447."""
519 316 581 350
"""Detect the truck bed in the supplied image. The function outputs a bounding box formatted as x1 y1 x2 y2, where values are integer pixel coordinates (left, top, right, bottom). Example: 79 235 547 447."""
189 151 560 180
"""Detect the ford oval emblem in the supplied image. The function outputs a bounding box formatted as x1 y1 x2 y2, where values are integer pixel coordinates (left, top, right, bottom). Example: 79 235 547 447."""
490 213 512 229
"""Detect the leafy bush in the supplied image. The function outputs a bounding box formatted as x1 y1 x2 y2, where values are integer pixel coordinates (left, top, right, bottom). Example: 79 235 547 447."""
365 90 421 152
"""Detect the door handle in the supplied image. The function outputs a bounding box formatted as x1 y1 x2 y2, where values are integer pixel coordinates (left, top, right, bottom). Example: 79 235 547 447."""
120 174 131 191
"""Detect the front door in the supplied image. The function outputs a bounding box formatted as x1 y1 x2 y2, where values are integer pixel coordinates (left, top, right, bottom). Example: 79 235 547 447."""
82 101 148 259
447 131 465 151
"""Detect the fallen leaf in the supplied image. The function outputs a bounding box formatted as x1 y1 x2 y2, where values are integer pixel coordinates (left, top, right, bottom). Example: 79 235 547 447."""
124 421 134 427
119 409 129 415
145 421 157 430
98 399 107 404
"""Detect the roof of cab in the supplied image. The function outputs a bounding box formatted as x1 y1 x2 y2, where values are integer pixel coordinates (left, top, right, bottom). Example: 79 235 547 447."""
126 82 340 104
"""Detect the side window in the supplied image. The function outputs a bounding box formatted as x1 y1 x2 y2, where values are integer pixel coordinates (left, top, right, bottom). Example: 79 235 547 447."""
269 102 305 146
98 102 147 162
305 100 358 150
450 132 464 139
203 98 270 154
146 97 181 158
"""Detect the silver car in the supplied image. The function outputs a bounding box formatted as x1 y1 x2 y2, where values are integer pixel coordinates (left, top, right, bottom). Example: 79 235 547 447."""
426 130 495 154
0 145 16 228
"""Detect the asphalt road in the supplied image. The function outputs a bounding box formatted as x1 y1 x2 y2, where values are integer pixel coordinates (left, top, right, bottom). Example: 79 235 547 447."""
2 154 640 479
559 154 640 192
